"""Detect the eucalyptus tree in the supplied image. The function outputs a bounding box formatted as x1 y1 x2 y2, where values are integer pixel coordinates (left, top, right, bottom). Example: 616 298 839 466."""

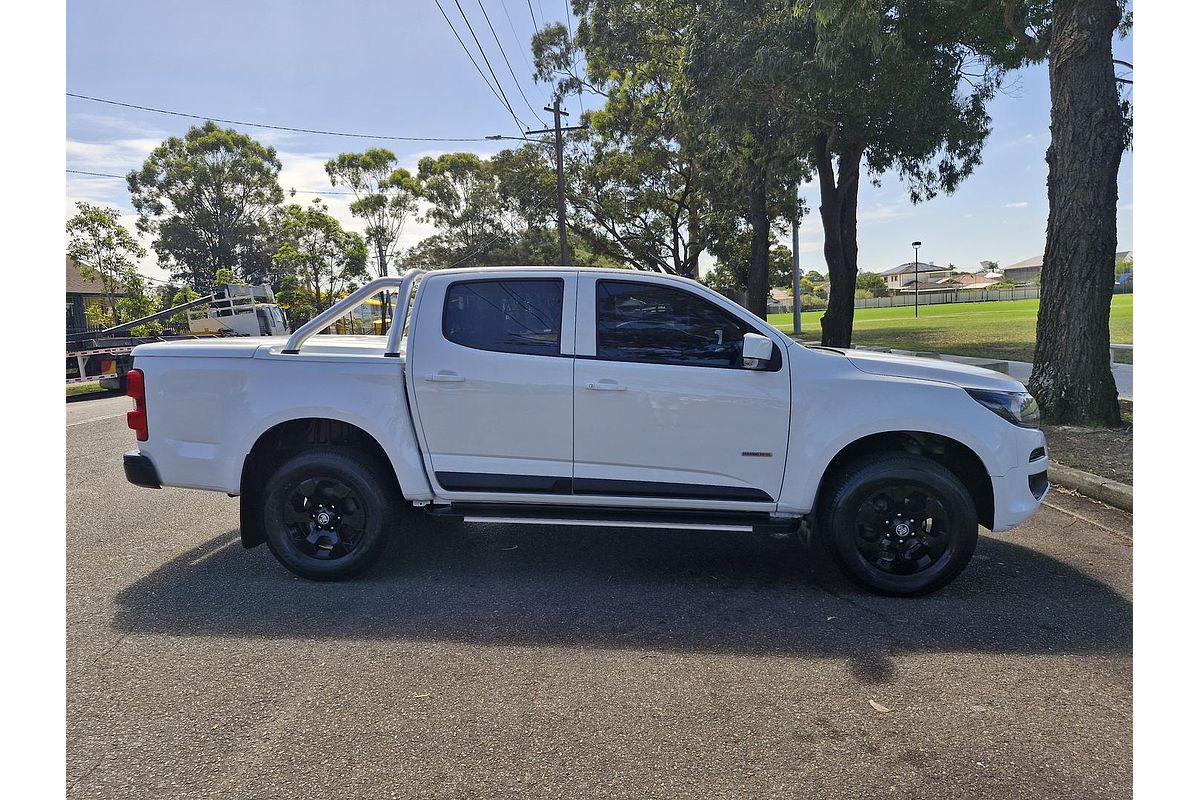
272 200 370 317
771 0 1013 346
404 147 560 268
1001 0 1129 426
681 0 810 318
324 148 420 281
66 202 147 324
534 4 715 280
127 122 283 293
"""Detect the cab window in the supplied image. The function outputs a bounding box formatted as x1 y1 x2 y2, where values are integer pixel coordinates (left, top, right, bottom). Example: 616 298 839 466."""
595 280 751 368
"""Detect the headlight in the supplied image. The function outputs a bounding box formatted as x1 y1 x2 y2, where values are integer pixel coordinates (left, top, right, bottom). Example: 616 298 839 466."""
965 388 1040 428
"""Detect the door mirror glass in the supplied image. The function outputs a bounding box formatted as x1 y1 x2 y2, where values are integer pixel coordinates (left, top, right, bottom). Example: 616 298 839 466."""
742 333 774 370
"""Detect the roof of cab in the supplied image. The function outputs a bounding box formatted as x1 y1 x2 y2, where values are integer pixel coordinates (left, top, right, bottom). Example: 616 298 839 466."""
428 266 696 284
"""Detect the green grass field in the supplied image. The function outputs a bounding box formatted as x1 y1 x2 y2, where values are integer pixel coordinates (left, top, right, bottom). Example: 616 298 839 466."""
66 382 105 397
768 295 1132 364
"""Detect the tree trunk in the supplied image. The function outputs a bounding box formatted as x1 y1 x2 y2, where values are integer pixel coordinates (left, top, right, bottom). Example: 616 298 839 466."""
815 135 864 347
376 239 392 329
682 212 701 281
1027 0 1123 426
746 159 770 320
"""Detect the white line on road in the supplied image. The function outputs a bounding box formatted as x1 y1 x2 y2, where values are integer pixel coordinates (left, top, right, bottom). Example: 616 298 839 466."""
67 413 126 427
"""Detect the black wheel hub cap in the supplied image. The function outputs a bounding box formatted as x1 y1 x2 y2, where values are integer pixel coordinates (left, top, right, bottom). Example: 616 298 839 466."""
853 484 950 576
283 477 366 561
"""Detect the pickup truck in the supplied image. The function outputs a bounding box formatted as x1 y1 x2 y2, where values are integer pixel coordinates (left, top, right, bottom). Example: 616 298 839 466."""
122 267 1049 595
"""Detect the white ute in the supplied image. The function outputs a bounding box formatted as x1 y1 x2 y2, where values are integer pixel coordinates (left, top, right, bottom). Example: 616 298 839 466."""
123 267 1049 595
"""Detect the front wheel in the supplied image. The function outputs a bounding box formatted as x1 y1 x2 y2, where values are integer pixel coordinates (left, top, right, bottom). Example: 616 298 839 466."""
817 453 979 596
261 450 395 580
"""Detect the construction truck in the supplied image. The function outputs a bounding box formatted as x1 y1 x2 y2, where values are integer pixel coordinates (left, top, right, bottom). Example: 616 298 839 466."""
67 284 290 391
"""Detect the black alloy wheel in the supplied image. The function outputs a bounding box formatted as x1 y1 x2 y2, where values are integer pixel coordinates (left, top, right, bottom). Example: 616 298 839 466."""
262 450 395 580
852 484 952 577
283 476 367 561
818 453 978 596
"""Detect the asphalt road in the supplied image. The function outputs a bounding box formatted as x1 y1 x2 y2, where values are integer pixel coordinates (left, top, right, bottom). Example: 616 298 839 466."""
67 394 1132 799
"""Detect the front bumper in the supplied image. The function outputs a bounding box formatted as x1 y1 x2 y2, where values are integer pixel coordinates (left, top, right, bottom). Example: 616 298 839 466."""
123 450 161 489
990 429 1049 532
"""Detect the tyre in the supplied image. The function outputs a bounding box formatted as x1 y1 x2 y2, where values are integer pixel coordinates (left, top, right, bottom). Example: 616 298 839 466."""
817 453 978 596
261 449 396 581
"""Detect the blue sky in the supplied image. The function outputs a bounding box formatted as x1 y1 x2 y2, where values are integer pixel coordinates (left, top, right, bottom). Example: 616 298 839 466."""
66 0 1132 281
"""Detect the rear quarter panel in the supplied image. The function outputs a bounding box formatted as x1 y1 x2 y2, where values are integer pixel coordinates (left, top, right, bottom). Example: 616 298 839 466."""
133 350 432 500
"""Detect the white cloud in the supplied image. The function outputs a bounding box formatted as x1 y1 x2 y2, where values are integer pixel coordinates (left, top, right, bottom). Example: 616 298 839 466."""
858 202 912 225
1003 201 1029 209
66 137 162 174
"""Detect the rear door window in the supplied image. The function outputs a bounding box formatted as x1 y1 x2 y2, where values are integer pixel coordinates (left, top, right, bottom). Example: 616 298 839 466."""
443 278 564 356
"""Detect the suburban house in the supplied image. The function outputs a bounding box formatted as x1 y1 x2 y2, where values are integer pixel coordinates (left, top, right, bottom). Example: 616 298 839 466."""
944 273 1001 290
768 287 793 314
998 254 1044 285
66 256 124 334
879 261 955 292
1000 250 1133 286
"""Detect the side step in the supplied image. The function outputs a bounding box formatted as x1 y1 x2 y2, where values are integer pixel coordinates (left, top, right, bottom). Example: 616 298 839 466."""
424 502 801 535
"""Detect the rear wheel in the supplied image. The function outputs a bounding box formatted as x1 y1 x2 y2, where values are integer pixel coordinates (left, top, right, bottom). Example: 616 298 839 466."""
262 450 395 580
817 453 978 596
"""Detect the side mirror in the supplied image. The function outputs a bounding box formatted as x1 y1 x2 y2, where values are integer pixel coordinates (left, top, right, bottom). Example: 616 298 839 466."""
742 332 774 370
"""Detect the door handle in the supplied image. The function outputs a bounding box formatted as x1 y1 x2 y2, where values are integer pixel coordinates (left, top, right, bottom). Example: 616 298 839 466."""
586 381 627 391
424 371 465 382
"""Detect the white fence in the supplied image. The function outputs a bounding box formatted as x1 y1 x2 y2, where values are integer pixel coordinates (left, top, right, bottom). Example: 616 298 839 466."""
764 281 1132 314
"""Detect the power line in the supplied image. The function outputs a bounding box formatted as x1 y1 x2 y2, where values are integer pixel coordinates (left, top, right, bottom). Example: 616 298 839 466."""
495 0 547 124
66 92 493 143
562 0 585 115
67 168 360 196
434 0 513 119
449 0 528 131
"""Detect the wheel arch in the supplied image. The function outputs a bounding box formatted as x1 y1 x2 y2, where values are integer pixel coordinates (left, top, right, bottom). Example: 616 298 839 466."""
238 417 401 549
814 431 995 530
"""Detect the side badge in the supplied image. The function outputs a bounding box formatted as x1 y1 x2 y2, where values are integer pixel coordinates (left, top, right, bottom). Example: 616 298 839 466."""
741 451 773 458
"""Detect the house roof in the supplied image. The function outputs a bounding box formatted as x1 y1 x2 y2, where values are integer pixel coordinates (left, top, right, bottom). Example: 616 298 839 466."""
879 261 952 276
950 274 1001 288
1000 255 1043 272
1003 250 1132 272
66 256 118 295
896 279 954 292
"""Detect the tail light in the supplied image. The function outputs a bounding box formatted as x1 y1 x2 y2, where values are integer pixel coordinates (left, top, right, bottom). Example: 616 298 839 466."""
126 368 148 442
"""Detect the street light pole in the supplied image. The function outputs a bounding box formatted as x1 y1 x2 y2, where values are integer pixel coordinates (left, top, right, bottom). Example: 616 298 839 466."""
911 241 922 319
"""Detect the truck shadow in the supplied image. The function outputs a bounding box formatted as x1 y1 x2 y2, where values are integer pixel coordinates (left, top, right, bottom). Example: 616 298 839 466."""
111 517 1130 683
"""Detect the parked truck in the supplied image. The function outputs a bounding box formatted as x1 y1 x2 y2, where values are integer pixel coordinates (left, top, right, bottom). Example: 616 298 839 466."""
121 267 1048 595
67 284 289 391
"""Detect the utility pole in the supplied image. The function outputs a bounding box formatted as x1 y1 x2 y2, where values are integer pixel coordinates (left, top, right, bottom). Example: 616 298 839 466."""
526 98 587 266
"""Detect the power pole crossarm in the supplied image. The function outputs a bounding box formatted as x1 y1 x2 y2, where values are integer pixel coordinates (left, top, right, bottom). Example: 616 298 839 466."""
526 98 587 267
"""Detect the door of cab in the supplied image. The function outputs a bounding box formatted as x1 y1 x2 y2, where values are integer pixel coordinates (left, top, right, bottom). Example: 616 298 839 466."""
408 270 577 494
572 274 791 505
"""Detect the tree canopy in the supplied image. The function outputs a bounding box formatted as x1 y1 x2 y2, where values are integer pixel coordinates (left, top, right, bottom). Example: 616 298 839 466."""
403 146 563 268
325 148 420 280
127 122 283 292
66 202 147 325
272 200 370 323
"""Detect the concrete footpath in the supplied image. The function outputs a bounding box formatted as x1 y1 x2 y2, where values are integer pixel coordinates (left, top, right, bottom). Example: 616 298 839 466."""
983 358 1132 401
